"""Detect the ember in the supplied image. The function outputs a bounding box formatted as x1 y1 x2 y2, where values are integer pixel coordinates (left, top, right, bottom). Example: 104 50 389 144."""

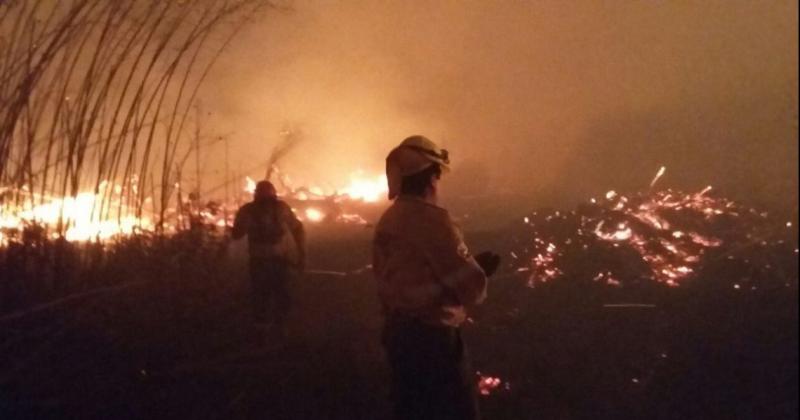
477 374 507 396
515 169 798 289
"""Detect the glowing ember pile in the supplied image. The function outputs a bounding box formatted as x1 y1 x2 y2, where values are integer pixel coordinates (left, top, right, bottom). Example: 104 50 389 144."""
590 187 726 286
513 184 797 289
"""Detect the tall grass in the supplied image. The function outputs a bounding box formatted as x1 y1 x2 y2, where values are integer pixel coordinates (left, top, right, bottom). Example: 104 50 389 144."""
0 0 276 313
0 0 273 234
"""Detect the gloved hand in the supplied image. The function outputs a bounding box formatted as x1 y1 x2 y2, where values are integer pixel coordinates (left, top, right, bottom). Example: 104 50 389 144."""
474 251 501 277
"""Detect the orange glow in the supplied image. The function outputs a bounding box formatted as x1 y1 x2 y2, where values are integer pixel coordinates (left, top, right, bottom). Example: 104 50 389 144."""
1 185 153 244
245 176 257 194
591 183 725 285
524 168 733 287
340 172 388 203
477 374 505 396
245 170 387 203
304 207 325 223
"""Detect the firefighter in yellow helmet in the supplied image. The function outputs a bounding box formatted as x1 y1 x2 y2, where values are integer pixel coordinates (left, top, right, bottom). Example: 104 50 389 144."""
374 135 501 420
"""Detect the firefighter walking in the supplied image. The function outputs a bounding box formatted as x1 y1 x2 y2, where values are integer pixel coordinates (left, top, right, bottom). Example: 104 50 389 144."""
233 180 305 337
373 136 501 420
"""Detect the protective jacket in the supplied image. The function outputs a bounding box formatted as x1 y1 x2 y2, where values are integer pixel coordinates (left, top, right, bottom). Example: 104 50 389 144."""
373 196 487 327
233 199 305 265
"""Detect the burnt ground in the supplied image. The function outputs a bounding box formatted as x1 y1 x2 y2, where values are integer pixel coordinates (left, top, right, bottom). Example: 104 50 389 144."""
0 226 797 420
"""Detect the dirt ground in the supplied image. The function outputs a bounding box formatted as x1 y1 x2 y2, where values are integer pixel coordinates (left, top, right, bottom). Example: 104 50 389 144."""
0 225 797 419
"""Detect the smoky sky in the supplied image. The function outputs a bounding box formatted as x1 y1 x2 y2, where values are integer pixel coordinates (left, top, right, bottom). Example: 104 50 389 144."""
200 0 798 210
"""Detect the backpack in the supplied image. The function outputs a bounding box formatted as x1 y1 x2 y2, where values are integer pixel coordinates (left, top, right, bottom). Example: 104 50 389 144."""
248 201 286 245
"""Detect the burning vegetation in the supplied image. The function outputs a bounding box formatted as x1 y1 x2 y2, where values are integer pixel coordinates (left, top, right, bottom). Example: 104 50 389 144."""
0 0 273 242
0 1 796 418
0 170 385 246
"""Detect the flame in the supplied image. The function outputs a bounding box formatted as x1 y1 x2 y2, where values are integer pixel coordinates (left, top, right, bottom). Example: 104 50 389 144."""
245 176 256 194
2 169 386 245
244 171 387 204
340 173 388 203
238 170 386 225
1 185 153 244
304 207 325 223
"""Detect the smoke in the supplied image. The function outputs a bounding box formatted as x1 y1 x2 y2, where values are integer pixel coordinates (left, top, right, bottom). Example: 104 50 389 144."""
200 0 798 211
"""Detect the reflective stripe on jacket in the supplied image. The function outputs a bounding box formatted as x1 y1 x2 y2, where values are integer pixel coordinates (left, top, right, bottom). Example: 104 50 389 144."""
373 196 487 327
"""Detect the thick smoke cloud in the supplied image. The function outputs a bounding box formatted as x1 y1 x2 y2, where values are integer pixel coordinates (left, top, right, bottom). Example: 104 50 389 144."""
202 0 797 212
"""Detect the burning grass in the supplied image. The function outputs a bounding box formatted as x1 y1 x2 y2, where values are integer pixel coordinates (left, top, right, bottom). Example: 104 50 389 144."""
1 163 797 418
0 169 387 247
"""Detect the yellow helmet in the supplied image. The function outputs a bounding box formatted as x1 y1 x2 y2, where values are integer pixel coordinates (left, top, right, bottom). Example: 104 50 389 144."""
386 135 450 200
